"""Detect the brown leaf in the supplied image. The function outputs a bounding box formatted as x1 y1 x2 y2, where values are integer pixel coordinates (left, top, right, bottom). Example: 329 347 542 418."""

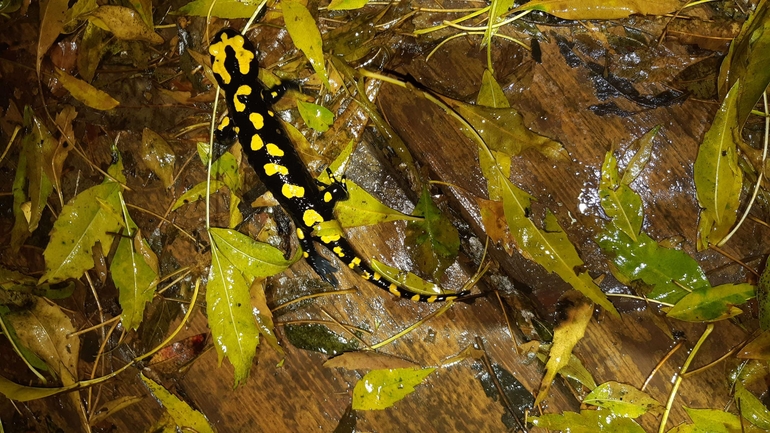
324 352 419 370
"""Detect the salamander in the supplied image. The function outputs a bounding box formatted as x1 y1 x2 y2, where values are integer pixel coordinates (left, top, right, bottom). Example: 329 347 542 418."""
209 28 468 302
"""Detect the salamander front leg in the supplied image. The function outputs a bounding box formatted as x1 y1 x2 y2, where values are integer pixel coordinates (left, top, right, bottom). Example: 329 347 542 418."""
297 229 339 286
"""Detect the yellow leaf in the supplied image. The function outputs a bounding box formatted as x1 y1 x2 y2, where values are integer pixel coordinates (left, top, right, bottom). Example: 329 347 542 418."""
88 5 164 45
55 69 119 110
513 0 684 20
282 0 330 89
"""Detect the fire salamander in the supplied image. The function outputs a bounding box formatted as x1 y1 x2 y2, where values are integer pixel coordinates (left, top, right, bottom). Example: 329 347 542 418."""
209 28 468 302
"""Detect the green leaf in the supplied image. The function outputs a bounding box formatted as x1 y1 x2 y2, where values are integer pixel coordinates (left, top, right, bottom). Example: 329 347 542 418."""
666 283 754 322
297 100 334 132
599 150 643 241
449 99 568 162
718 0 770 129
0 306 49 375
597 224 709 304
334 181 419 227
140 128 176 188
477 69 509 108
5 297 80 386
209 227 299 280
735 383 770 430
583 381 663 418
140 373 215 433
172 180 226 210
10 135 30 252
211 152 240 193
40 181 123 284
405 186 460 280
284 323 358 356
621 126 659 186
694 80 743 250
500 173 618 316
282 0 330 89
176 0 258 18
758 256 770 330
207 242 260 386
676 407 744 433
352 368 434 410
513 0 685 20
531 409 646 432
112 227 159 331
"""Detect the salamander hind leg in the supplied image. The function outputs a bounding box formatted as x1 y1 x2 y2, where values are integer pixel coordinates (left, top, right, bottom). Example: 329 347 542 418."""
319 168 349 208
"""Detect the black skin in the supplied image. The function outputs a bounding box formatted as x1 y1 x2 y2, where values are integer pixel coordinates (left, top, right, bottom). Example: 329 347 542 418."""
210 28 468 302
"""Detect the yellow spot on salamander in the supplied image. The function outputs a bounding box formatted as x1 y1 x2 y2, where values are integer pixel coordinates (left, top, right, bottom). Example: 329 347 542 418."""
268 110 275 117
209 33 254 85
271 90 279 98
410 294 421 302
234 127 240 134
372 272 381 281
426 295 438 303
302 209 324 227
250 134 264 151
388 284 400 296
249 112 264 130
281 184 305 198
323 191 332 203
333 246 344 257
362 271 371 279
217 116 230 131
234 86 252 112
320 234 341 243
347 257 361 269
264 163 288 176
296 228 305 240
266 143 285 157
303 251 309 258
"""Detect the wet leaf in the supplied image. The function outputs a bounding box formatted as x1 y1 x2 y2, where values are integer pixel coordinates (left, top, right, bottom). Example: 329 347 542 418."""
89 395 144 426
284 323 358 356
477 69 509 108
522 341 598 390
670 407 745 433
10 137 31 252
112 226 159 331
535 292 593 406
87 5 164 45
694 81 743 250
758 256 770 330
597 224 709 304
147 333 208 371
405 186 460 280
207 241 260 386
513 0 684 20
328 0 368 11
599 150 643 241
621 126 658 186
324 352 418 370
735 383 770 430
297 100 334 132
531 409 645 432
500 174 618 316
176 0 258 19
5 297 79 386
172 180 226 210
249 279 283 357
140 374 215 433
718 0 770 129
210 227 299 280
477 362 535 425
282 0 330 89
0 306 49 376
370 260 457 297
738 331 770 360
476 197 515 255
50 107 77 198
77 22 109 83
55 69 119 111
37 0 69 76
352 368 434 410
583 381 662 418
448 99 568 162
666 283 754 322
40 181 123 284
141 128 176 188
334 181 420 227
126 0 152 30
